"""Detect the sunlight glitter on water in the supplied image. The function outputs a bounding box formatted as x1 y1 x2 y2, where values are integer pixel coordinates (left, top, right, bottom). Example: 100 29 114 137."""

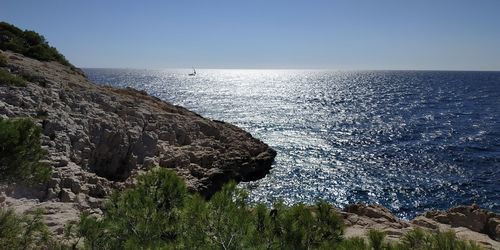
86 69 500 219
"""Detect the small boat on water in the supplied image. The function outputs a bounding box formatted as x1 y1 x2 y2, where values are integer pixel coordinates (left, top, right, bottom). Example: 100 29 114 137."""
188 67 196 76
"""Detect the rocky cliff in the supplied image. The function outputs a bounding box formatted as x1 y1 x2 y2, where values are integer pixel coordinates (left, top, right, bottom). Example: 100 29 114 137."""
0 49 275 233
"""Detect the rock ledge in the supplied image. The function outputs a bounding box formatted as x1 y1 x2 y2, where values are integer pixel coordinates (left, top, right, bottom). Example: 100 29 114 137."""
342 204 500 249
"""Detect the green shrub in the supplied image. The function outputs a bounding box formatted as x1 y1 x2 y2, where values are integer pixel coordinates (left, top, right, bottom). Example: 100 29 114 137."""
180 180 345 250
0 22 72 66
337 237 368 250
0 68 27 86
0 118 51 184
337 229 483 250
0 208 62 249
429 230 481 250
74 168 484 249
312 200 345 246
0 52 7 66
78 168 346 250
79 168 187 249
204 181 251 249
23 30 45 46
18 70 40 82
368 229 386 250
0 208 23 248
178 194 210 249
0 22 26 53
385 229 483 250
399 227 428 249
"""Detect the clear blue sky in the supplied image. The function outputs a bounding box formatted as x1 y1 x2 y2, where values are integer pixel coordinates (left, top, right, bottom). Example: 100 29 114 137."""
2 0 500 70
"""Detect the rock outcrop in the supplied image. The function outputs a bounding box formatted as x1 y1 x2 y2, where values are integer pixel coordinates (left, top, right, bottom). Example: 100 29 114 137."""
420 205 500 242
342 204 500 249
0 49 275 234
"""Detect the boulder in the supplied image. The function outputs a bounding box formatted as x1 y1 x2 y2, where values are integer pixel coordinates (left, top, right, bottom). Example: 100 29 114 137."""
60 188 76 202
343 204 399 223
424 205 500 240
487 218 500 241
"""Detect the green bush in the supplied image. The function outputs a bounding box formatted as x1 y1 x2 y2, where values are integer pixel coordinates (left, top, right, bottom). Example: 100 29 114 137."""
0 208 62 249
18 70 41 82
0 22 72 66
0 68 27 86
368 229 386 250
0 22 26 53
178 194 210 249
78 168 346 249
0 118 51 184
399 227 428 249
77 168 187 249
0 209 23 248
266 201 344 249
0 52 7 66
204 181 251 249
428 230 482 250
337 237 368 250
71 168 484 249
360 229 483 250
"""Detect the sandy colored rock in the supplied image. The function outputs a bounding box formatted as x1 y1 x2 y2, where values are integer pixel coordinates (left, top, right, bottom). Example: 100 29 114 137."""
341 204 500 249
489 218 500 241
423 205 500 242
0 50 275 236
344 203 400 223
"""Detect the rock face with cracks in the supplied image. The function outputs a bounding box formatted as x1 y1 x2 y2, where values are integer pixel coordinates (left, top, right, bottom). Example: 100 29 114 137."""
0 49 276 234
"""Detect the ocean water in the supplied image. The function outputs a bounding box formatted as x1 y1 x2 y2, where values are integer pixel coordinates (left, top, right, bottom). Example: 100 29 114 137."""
84 69 500 219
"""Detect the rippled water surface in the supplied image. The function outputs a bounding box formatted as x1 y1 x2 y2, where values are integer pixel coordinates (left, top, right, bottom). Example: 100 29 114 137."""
85 69 500 219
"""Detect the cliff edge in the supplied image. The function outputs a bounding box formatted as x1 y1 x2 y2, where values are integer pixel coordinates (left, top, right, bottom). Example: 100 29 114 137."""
0 49 276 234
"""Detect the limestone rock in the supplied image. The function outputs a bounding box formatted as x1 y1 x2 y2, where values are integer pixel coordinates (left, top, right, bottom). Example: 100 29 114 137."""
423 205 500 242
0 49 276 237
340 204 500 249
60 188 76 202
488 218 500 241
0 50 277 196
343 204 399 223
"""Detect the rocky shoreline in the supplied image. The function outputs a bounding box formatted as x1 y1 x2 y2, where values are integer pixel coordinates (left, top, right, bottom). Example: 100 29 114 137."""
0 49 275 233
342 204 499 249
1 50 499 249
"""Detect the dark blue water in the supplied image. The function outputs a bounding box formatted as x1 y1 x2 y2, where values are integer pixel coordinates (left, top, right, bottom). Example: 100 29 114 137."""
85 69 500 219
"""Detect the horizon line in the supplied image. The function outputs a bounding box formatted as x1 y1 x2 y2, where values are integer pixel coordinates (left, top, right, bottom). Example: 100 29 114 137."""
79 67 500 73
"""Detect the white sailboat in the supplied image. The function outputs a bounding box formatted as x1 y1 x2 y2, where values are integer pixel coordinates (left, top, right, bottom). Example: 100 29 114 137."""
188 67 196 76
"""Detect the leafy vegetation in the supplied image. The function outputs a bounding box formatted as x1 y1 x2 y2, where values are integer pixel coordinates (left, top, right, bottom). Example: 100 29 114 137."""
0 52 7 66
69 168 483 249
73 168 345 249
336 228 482 250
0 167 484 249
0 21 71 66
369 229 386 250
0 50 45 87
0 208 63 249
0 68 27 86
0 118 51 184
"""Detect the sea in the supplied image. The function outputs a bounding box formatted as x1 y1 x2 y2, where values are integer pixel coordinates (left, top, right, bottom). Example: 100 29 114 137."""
84 69 500 219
